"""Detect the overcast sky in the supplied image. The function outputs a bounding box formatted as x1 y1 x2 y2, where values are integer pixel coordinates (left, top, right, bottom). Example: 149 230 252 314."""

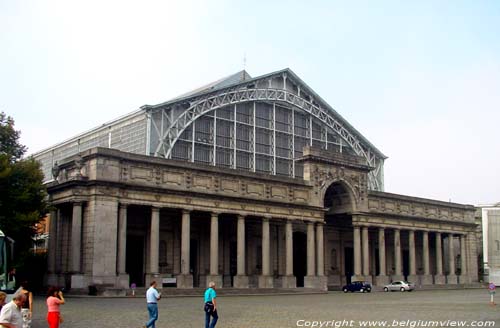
1 0 498 205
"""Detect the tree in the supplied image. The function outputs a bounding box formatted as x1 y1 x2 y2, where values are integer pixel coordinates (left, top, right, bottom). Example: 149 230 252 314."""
0 112 47 260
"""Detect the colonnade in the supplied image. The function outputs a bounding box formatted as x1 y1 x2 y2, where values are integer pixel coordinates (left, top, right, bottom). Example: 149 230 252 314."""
47 201 474 289
48 202 327 289
352 224 471 285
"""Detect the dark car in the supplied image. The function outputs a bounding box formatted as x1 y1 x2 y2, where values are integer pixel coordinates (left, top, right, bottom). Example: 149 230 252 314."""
342 281 372 293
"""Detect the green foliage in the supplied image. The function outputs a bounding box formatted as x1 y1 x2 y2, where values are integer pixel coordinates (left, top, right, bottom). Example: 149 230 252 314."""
0 111 47 257
0 112 26 162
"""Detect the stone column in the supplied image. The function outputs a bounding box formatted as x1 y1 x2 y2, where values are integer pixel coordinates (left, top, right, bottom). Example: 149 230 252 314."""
206 212 222 288
117 204 128 274
447 234 457 284
434 232 445 284
282 220 296 288
353 225 362 280
408 230 417 282
88 198 119 288
393 228 403 281
234 215 249 288
306 221 315 276
177 209 193 288
362 226 371 282
258 218 273 288
315 222 327 290
71 202 83 273
316 223 325 277
421 231 432 285
304 221 318 288
146 207 160 287
459 234 468 284
376 227 389 285
47 209 58 286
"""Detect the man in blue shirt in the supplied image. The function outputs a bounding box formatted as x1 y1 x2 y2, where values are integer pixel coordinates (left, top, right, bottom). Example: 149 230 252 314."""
204 281 218 328
144 281 161 328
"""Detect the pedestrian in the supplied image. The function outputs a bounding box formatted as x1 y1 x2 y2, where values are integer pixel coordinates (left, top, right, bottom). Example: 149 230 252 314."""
204 281 218 328
0 291 26 328
46 286 65 328
143 281 161 328
18 281 33 328
488 282 496 306
0 291 7 311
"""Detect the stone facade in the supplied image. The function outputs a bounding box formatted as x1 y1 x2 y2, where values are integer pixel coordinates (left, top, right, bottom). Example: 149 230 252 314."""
46 146 478 291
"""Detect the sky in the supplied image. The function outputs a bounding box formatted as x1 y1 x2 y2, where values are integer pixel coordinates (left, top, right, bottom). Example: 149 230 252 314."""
1 0 499 205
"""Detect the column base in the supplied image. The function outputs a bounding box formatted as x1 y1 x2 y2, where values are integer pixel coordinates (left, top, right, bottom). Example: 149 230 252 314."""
205 275 223 289
46 273 60 287
407 275 418 284
176 274 193 288
304 276 327 291
70 274 89 289
434 274 445 284
390 274 405 282
375 275 390 286
233 275 249 288
258 275 274 288
446 274 458 284
351 274 366 282
145 273 163 288
458 275 471 284
420 274 433 285
281 275 297 288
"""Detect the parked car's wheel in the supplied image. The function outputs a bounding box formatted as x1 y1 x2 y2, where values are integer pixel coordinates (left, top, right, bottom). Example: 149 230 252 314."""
360 288 365 293
343 288 348 293
384 287 389 292
409 289 413 292
400 287 405 292
366 287 371 292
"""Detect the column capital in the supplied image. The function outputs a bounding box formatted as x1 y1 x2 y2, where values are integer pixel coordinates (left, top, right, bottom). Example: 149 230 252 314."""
262 217 270 223
73 201 83 207
152 206 161 212
211 212 220 218
181 208 191 215
378 227 385 231
119 203 128 210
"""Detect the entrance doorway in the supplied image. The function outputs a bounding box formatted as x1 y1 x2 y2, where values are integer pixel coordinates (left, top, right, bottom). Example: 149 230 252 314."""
190 239 199 287
229 241 237 287
344 247 353 284
293 232 307 287
126 235 144 287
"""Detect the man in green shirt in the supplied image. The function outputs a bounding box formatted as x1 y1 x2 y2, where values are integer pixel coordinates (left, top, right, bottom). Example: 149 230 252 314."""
204 281 218 328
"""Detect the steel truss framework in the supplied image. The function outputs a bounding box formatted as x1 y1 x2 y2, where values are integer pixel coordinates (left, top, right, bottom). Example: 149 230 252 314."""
152 88 384 191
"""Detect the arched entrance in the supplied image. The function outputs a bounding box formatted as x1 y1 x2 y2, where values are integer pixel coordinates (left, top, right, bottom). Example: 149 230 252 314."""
293 231 307 287
323 181 356 287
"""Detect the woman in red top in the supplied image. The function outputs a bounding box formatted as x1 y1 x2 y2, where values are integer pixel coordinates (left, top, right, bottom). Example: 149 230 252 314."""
46 287 65 328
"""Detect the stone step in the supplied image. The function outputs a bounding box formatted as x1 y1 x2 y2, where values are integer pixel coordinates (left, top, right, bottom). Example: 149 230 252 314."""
66 287 327 297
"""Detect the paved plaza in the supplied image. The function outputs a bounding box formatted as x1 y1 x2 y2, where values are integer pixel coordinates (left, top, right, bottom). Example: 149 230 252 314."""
29 289 499 328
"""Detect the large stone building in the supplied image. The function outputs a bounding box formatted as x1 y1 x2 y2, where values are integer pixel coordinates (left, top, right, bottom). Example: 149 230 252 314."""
34 69 478 291
478 203 500 285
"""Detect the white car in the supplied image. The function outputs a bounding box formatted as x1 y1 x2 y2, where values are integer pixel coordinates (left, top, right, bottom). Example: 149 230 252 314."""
384 281 415 292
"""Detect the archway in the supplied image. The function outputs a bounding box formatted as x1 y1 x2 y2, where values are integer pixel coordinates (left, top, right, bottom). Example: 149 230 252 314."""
323 181 356 287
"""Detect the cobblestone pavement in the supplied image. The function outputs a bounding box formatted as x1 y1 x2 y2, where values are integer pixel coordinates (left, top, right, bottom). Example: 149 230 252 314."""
29 289 499 328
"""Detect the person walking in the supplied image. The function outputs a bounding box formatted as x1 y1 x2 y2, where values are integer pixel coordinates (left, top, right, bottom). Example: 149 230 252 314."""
488 282 496 306
143 281 161 328
46 286 65 328
18 281 33 328
0 292 26 328
204 281 218 328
